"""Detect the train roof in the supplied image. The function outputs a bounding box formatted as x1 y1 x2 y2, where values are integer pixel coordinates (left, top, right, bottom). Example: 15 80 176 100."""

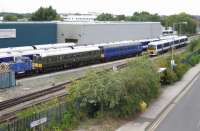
134 38 159 43
0 46 34 53
5 51 22 57
159 35 178 40
148 39 174 46
172 36 187 41
177 36 187 39
101 41 141 48
0 53 13 58
38 46 99 57
20 49 47 55
33 43 76 49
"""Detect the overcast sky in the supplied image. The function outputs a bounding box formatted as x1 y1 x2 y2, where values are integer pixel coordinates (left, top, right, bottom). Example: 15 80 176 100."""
0 0 199 15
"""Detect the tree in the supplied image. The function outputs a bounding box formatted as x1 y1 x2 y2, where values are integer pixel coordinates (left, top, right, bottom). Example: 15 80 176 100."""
31 6 61 21
115 15 126 21
96 13 114 21
69 70 126 117
69 57 160 117
162 13 197 34
4 15 18 21
130 11 161 22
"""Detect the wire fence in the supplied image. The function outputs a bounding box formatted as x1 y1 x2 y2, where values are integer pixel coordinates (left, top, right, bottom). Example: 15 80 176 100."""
0 102 68 131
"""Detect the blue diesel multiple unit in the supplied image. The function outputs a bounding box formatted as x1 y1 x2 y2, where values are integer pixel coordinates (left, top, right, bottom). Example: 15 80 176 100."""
0 22 57 48
100 41 143 61
9 57 32 73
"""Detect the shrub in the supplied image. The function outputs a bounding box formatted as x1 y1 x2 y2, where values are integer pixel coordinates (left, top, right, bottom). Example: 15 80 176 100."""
69 70 126 117
187 38 200 52
69 57 160 118
188 54 200 66
59 105 79 130
172 54 190 80
173 63 189 80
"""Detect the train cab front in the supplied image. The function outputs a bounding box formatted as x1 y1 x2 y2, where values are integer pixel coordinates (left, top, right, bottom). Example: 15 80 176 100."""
147 45 157 56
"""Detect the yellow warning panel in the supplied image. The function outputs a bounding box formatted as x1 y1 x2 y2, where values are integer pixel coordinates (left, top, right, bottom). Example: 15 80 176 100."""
32 63 43 69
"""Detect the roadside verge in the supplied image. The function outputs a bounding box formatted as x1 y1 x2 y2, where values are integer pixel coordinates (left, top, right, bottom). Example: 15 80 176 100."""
116 62 200 131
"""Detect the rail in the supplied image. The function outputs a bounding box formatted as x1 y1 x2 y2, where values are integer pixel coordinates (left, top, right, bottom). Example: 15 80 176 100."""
0 82 70 111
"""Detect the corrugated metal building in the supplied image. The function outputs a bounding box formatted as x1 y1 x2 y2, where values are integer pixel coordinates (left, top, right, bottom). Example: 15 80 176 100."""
0 22 57 48
0 71 16 89
57 22 162 45
0 21 162 47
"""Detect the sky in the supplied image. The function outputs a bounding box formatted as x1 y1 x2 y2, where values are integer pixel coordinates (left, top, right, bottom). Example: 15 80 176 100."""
0 0 200 16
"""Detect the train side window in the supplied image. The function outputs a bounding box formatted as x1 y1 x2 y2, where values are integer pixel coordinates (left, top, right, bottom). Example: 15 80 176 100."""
59 56 62 60
157 44 162 49
164 43 169 47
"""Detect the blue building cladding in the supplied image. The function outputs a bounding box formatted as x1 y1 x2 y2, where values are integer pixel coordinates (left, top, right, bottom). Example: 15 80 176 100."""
0 22 57 48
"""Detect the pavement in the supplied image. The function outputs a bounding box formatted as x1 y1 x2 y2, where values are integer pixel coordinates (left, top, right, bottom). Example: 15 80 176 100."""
155 74 200 131
116 62 200 131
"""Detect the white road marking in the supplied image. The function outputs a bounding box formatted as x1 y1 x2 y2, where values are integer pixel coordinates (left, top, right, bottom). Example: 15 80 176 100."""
148 103 175 131
147 73 200 131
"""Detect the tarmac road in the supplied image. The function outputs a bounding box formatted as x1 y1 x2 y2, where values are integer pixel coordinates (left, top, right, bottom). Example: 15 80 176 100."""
155 74 200 131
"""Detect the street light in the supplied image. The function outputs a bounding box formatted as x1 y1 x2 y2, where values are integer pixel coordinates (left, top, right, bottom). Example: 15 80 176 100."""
171 22 187 69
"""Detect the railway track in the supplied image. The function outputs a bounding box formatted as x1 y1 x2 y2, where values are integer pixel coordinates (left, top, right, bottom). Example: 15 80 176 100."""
0 47 187 112
0 45 190 123
0 82 70 111
0 61 128 113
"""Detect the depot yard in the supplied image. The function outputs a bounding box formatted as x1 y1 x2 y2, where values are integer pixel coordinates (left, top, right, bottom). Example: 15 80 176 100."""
0 35 198 131
0 37 199 130
0 56 129 102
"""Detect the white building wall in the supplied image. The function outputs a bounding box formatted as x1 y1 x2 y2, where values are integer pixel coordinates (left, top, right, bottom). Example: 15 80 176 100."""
57 22 162 45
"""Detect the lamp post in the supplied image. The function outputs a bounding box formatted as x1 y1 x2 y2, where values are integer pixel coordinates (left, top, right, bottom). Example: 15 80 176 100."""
171 22 187 69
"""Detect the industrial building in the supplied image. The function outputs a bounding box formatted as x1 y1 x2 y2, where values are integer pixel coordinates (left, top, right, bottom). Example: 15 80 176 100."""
0 22 57 48
0 21 162 48
58 22 162 45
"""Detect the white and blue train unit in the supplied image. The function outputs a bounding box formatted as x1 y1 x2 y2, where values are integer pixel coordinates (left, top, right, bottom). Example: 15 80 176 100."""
147 36 188 56
0 35 188 75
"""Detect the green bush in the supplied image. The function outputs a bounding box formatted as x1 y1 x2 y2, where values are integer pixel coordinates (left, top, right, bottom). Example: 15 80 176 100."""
172 54 190 80
113 58 160 117
161 69 178 85
69 70 126 117
187 38 200 52
59 105 79 130
69 57 160 118
173 63 189 80
188 54 200 66
155 56 179 85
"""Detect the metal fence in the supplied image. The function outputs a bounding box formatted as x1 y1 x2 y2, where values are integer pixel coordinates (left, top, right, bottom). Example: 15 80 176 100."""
0 102 68 131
